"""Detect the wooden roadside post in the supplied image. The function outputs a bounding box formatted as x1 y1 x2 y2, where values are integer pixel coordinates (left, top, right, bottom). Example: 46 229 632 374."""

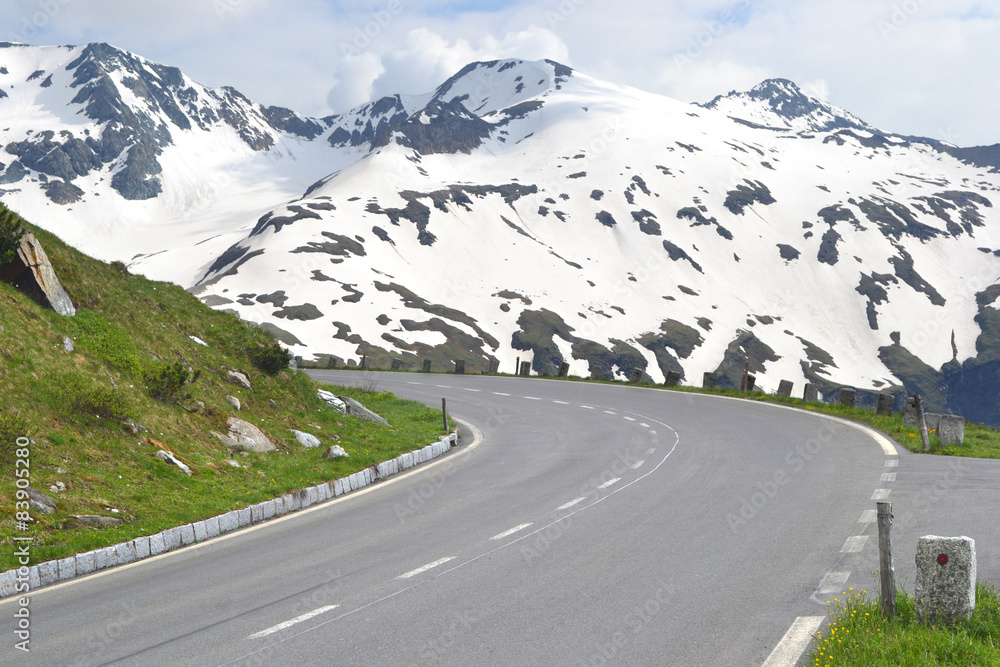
878 501 896 617
741 359 750 393
442 398 448 434
914 394 931 452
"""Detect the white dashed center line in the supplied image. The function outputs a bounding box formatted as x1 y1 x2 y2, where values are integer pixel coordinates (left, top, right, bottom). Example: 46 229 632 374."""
580 405 594 409
553 400 569 405
881 473 896 482
841 536 868 553
858 509 877 523
630 460 645 469
490 524 534 541
604 410 616 415
397 557 456 580
556 497 586 511
622 416 636 422
597 478 621 490
872 489 891 500
525 396 541 401
493 392 511 396
464 388 481 392
247 605 340 640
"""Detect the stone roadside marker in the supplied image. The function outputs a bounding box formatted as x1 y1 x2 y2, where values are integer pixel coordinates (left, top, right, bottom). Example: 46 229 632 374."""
702 372 716 389
558 362 570 377
454 360 465 375
519 361 531 377
422 359 432 373
629 368 643 383
839 388 856 407
876 393 894 416
803 383 818 402
664 371 681 386
916 535 976 623
939 415 965 446
776 380 793 398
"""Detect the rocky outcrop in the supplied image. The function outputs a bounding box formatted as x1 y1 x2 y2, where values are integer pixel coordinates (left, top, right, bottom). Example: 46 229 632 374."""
0 233 76 316
216 417 277 453
26 487 57 515
290 429 321 448
324 445 349 460
341 397 391 427
227 369 252 390
71 515 124 529
155 450 192 476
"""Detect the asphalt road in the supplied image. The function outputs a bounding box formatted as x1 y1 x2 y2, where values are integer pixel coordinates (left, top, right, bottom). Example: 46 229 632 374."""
5 372 1000 666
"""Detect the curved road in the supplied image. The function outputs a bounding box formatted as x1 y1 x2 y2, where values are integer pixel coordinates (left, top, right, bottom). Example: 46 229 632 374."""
6 372 1000 666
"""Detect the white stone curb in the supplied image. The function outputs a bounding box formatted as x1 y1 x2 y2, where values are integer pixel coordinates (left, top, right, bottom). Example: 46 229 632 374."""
0 431 459 599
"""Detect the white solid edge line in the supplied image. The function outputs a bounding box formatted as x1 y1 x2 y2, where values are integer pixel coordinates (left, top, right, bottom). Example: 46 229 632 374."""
248 605 339 640
6 418 484 605
760 616 824 667
397 557 455 580
490 523 533 541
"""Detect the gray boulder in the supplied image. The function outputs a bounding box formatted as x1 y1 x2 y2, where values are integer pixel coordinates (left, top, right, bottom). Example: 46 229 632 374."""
2 233 76 316
317 390 347 414
26 487 57 514
227 370 252 391
221 417 277 453
341 397 391 427
325 445 349 460
155 450 192 476
226 395 241 411
71 515 124 529
290 430 322 448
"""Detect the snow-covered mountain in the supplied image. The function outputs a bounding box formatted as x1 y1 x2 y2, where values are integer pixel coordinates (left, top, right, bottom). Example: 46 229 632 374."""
4 42 1000 425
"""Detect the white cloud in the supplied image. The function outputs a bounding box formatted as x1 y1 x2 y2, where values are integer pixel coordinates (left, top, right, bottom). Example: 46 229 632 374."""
0 0 996 144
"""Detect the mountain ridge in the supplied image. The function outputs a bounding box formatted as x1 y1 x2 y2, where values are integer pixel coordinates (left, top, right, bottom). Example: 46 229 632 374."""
3 42 1000 424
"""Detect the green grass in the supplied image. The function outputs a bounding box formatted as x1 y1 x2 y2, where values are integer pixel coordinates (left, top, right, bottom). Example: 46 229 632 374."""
811 584 1000 666
0 207 451 571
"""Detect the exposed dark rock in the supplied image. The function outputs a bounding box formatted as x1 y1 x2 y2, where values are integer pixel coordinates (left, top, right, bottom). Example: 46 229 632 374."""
42 179 84 204
596 211 617 227
291 232 366 257
724 179 775 215
0 233 76 316
374 281 499 349
817 228 841 265
631 209 661 235
273 304 324 321
857 197 939 241
257 322 303 346
250 205 322 236
889 247 945 306
662 240 703 273
713 330 781 388
260 105 325 139
372 226 395 245
590 190 604 200
255 291 288 307
777 244 800 261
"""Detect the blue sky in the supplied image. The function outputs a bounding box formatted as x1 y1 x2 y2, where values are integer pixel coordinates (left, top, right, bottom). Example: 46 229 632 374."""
2 0 997 146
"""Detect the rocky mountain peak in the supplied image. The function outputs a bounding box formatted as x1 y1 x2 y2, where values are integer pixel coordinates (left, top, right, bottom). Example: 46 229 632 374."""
702 77 872 134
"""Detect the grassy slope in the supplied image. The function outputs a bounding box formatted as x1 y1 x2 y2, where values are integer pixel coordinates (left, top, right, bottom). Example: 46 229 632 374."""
0 215 448 571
